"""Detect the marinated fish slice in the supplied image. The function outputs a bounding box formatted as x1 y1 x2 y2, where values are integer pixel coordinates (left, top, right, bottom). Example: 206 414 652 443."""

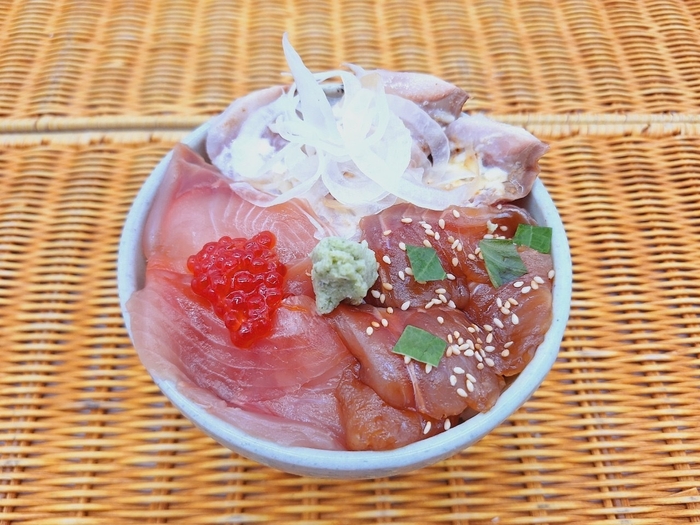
360 202 534 309
465 248 553 376
328 304 504 420
336 367 441 451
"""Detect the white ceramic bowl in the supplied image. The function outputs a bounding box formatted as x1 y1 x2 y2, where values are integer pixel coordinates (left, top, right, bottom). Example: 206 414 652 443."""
118 120 572 479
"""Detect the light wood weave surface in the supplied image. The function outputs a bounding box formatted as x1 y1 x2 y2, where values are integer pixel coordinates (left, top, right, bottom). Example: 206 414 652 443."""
1 1 700 524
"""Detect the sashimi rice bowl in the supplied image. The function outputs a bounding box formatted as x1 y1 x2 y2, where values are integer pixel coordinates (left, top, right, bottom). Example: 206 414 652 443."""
118 36 572 479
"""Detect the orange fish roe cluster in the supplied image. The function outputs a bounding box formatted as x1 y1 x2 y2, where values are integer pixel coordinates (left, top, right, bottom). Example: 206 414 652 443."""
187 231 286 347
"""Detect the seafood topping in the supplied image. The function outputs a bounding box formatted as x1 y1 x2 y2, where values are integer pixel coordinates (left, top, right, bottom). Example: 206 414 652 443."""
187 232 286 347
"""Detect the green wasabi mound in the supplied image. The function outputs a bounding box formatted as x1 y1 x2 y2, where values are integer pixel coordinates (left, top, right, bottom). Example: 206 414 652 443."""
311 237 379 314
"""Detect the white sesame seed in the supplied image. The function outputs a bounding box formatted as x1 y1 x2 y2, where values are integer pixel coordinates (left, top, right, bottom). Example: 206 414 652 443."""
383 229 392 236
404 355 412 364
439 219 446 229
486 333 493 344
485 357 495 367
500 225 509 231
474 246 481 255
484 324 493 332
468 253 477 261
548 269 556 279
456 388 468 398
425 363 432 374
446 346 453 357
371 321 380 328
435 288 447 294
531 280 540 290
513 281 524 288
457 337 465 345
465 349 474 357
521 286 531 294
466 373 477 383
401 300 410 311
426 229 435 237
500 306 510 315
497 204 502 210
453 330 460 338
493 318 504 329
534 275 545 284
434 317 443 326
399 242 407 251
434 232 440 241
466 380 475 393
478 252 484 259
504 341 514 348
452 209 460 218
423 239 432 248
474 352 483 362
444 419 451 430
401 217 413 223
447 334 454 343
381 318 388 327
452 257 459 266
382 255 391 264
405 266 413 276
380 293 386 303
477 363 484 370
420 221 430 229
447 235 455 243
485 345 495 352
512 313 520 325
450 375 457 386
383 282 393 291
453 366 465 374
467 326 476 333
451 239 460 249
456 242 463 252
424 300 434 309
446 273 456 280
439 294 447 303
423 421 432 434
496 298 503 308
501 349 510 357
366 327 374 336
371 290 380 298
398 270 405 280
387 307 394 314
508 298 518 306
448 300 456 309
483 234 494 239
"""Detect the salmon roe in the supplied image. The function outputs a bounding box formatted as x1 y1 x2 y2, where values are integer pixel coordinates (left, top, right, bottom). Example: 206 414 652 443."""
186 231 286 347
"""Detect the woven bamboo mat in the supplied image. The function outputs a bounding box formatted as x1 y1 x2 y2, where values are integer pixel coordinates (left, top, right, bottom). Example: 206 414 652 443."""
2 0 700 523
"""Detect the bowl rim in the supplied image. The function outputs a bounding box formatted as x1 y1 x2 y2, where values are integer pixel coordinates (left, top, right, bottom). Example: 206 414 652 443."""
117 119 573 479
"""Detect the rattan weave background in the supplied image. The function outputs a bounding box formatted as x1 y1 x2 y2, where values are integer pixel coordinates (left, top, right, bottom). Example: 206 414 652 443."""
2 0 700 118
2 0 700 523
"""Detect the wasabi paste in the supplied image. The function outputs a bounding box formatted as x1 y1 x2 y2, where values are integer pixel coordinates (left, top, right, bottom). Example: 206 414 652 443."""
311 237 379 314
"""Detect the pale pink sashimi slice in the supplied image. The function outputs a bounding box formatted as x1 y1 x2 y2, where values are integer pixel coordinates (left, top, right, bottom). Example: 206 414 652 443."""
205 86 288 162
359 69 468 123
446 114 549 204
127 267 357 447
328 304 505 420
143 144 328 274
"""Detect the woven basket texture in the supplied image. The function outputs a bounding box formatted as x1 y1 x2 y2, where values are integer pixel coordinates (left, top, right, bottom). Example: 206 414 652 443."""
2 0 700 524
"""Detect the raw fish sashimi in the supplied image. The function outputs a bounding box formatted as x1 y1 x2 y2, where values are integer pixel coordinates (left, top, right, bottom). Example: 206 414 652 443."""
328 304 505 420
360 202 535 310
144 144 328 274
127 267 355 448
